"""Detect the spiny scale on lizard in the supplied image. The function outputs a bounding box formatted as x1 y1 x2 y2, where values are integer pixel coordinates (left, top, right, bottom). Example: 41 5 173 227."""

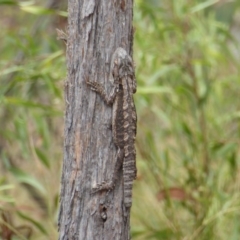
86 47 137 208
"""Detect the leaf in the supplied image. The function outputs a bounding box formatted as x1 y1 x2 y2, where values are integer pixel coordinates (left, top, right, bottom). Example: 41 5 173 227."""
181 122 192 137
0 196 15 203
0 66 23 76
0 0 17 4
149 228 176 239
228 152 237 175
20 5 53 15
17 211 48 235
9 168 46 194
0 184 14 191
215 143 236 157
131 229 146 237
137 86 173 94
35 148 50 168
41 51 64 66
56 10 68 17
5 97 60 114
148 64 179 83
191 0 219 13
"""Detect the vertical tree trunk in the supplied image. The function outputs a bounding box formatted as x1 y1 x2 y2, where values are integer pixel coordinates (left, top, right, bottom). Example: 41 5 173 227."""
58 0 134 239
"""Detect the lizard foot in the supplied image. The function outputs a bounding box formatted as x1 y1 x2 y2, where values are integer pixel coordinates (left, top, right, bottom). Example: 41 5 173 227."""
92 181 114 194
86 81 101 92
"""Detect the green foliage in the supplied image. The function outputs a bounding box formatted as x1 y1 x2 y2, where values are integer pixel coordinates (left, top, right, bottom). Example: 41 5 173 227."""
1 0 240 239
0 1 66 238
132 0 240 239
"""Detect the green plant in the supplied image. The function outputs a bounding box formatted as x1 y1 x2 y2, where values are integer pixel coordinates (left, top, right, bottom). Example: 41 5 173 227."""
132 0 240 239
0 1 66 238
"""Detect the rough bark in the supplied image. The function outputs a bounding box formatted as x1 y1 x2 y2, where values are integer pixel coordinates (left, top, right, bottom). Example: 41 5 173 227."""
58 0 134 239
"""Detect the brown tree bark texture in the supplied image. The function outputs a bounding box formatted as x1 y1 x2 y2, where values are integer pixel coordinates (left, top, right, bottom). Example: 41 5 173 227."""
58 0 134 239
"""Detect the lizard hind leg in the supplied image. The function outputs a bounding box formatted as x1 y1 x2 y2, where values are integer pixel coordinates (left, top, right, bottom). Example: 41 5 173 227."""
92 148 124 193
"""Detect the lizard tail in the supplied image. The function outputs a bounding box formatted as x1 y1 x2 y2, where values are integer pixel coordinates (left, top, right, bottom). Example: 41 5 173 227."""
123 153 136 208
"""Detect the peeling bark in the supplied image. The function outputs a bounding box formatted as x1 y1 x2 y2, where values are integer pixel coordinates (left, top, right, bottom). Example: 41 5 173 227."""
58 0 134 239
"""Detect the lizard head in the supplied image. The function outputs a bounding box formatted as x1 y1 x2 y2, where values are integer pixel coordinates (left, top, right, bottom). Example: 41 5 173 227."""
111 48 137 93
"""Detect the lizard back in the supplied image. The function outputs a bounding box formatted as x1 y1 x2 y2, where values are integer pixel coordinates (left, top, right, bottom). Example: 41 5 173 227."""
111 48 137 207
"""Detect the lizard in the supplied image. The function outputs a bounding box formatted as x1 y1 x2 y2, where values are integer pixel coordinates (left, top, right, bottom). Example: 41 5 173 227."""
86 47 137 208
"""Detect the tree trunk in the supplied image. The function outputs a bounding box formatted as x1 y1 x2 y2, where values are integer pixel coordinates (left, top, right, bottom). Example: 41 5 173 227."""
58 0 134 239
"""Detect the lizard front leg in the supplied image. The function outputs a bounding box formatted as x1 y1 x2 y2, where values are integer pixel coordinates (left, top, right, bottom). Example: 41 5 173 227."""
86 77 117 105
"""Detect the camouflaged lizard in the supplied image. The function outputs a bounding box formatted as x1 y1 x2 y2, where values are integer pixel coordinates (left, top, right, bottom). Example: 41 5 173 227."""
86 47 137 208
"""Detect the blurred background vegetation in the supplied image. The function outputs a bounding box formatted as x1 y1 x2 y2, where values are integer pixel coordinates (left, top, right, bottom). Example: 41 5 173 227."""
0 0 240 239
